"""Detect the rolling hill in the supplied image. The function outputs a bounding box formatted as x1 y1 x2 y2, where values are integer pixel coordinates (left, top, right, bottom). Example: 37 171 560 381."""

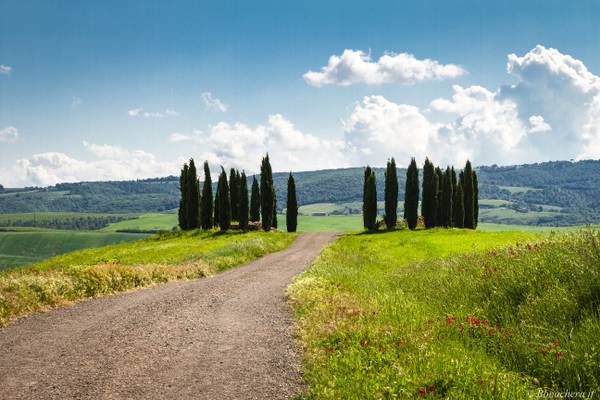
1 159 599 226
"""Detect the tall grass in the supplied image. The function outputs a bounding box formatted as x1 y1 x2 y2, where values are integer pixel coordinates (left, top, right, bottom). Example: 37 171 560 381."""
0 230 295 326
289 229 599 398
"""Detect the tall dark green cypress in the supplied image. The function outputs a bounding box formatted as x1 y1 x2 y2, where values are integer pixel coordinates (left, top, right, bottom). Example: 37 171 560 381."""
239 171 249 230
362 166 373 229
272 191 278 229
229 168 239 221
441 167 453 227
404 158 419 230
260 154 274 231
463 160 475 229
286 173 298 232
201 161 213 230
217 167 231 231
434 166 443 227
213 183 220 228
421 158 436 228
455 181 465 228
363 170 377 231
187 159 200 229
178 163 189 230
473 170 479 229
250 176 260 222
450 167 457 227
384 158 398 229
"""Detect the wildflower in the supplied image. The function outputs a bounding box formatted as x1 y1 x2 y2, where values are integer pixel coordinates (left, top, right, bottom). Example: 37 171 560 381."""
397 338 405 346
483 320 489 326
527 243 534 250
429 384 435 393
473 319 481 327
556 351 563 360
420 387 426 397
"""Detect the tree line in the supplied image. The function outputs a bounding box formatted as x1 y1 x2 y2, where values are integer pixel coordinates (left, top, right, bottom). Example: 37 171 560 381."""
363 157 479 231
177 155 298 233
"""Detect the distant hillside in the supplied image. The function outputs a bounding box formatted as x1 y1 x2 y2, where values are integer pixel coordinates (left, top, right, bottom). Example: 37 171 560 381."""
1 160 599 225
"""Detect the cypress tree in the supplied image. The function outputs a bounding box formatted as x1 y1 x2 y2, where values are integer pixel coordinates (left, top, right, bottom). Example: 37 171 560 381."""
363 170 377 231
473 170 479 229
260 154 274 231
441 167 453 227
463 160 475 229
250 176 260 222
201 161 213 230
273 189 278 229
450 167 457 227
217 167 231 231
384 158 398 229
286 173 298 232
239 171 249 230
178 162 189 230
455 181 465 228
404 158 419 230
229 168 239 221
421 158 437 228
434 166 443 227
187 159 200 229
362 166 373 229
214 182 220 228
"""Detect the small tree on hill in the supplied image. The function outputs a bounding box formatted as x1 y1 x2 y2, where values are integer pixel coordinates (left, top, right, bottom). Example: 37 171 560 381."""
239 171 249 230
201 161 213 230
384 158 398 229
286 173 298 232
404 158 419 230
363 170 377 231
250 176 260 222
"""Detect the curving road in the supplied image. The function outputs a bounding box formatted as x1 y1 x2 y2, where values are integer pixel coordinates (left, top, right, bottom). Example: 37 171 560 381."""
0 232 337 400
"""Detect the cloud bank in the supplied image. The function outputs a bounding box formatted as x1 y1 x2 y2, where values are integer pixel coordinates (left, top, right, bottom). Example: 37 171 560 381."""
303 49 466 87
3 45 600 187
201 92 228 112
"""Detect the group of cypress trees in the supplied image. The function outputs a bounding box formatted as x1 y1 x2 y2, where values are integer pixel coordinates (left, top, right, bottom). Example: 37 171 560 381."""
178 154 298 233
363 157 479 231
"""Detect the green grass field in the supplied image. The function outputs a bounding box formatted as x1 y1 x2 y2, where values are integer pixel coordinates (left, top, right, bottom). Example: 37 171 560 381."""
0 230 295 326
0 230 147 270
101 212 177 232
289 228 600 398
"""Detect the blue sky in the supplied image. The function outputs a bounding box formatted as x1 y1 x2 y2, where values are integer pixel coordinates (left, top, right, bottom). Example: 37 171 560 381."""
1 0 600 186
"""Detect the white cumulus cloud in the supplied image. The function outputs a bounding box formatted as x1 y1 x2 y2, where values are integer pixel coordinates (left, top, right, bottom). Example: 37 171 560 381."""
127 107 179 118
0 126 19 143
0 65 11 75
303 49 466 87
201 92 228 112
528 115 552 133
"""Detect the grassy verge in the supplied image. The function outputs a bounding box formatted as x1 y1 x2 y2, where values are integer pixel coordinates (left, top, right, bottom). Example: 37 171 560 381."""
289 228 600 398
0 230 295 326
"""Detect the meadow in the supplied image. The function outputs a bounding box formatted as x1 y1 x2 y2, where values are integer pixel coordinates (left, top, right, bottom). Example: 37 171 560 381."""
0 230 295 326
0 230 146 270
288 228 600 398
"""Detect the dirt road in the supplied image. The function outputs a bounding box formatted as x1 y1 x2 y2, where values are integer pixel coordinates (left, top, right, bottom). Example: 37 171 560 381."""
0 232 337 400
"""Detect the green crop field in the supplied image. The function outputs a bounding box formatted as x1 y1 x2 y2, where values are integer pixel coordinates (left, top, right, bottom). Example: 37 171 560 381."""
0 230 147 270
101 212 178 232
289 228 600 398
0 230 295 325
